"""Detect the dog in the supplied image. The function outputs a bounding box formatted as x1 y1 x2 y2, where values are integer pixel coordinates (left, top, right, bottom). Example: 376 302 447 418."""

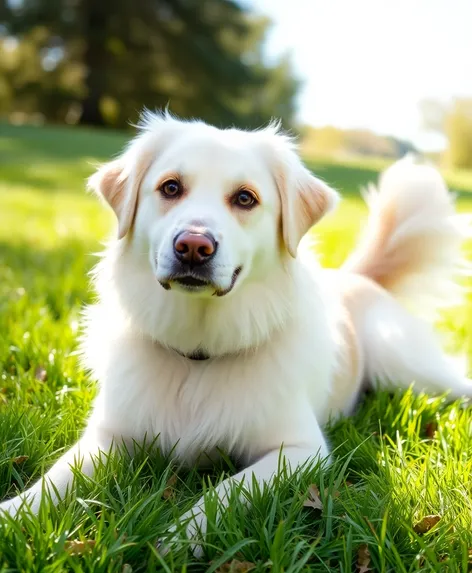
1 111 470 556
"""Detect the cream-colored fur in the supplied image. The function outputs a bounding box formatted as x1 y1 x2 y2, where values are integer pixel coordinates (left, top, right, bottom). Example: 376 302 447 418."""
1 113 470 557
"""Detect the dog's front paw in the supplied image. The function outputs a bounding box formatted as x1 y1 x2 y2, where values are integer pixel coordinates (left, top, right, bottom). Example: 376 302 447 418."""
158 504 207 559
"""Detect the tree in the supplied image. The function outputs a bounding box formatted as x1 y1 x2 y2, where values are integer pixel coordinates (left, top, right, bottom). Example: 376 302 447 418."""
446 99 472 169
419 97 472 169
0 0 298 129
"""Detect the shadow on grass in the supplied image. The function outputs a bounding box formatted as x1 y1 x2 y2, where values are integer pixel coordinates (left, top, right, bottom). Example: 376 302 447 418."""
307 158 472 198
306 160 381 196
0 122 128 162
0 123 129 194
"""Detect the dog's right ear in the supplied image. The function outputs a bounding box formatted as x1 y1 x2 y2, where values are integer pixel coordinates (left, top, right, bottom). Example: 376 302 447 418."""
87 111 185 239
87 158 138 240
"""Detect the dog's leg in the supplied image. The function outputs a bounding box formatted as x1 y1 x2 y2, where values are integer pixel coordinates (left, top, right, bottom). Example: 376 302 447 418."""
361 292 472 399
163 423 330 558
0 426 113 517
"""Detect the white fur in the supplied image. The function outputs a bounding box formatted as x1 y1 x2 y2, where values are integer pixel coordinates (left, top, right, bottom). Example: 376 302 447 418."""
1 115 470 557
343 154 472 317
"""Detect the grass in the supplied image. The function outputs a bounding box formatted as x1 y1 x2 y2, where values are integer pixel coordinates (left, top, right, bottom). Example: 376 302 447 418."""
0 122 471 572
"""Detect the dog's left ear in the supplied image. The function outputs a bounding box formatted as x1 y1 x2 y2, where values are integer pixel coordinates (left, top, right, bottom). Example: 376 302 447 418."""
88 146 154 240
272 139 339 257
88 159 135 239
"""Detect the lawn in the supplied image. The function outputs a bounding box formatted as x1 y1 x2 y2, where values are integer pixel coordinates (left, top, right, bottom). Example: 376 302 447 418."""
0 122 471 572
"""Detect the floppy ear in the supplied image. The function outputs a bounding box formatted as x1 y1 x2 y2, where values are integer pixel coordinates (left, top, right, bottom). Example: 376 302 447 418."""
87 110 186 239
275 146 339 257
88 159 134 239
87 147 154 240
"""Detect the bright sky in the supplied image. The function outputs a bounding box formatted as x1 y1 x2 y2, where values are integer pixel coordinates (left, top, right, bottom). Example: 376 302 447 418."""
245 0 472 150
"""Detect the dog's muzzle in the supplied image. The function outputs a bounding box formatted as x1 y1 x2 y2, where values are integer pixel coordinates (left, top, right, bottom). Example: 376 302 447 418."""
157 228 241 296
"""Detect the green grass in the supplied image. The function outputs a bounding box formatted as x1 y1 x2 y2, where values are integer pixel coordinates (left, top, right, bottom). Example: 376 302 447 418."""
0 122 471 572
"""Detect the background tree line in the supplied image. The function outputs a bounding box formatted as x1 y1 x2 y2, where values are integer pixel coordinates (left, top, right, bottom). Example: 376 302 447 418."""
1 0 470 169
0 0 298 130
421 98 472 169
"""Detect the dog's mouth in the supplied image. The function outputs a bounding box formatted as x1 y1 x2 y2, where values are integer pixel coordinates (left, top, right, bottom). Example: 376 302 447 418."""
158 266 242 296
175 276 209 288
213 266 242 297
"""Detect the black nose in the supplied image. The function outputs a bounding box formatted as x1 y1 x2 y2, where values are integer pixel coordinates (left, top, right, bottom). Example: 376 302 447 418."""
173 231 217 265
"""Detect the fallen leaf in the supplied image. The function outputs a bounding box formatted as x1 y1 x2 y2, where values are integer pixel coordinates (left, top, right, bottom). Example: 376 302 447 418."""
364 516 376 536
64 539 96 555
215 559 256 573
357 543 371 573
34 366 47 382
425 422 438 439
413 514 441 534
162 474 178 499
416 555 425 567
12 455 29 465
303 484 323 511
0 389 7 405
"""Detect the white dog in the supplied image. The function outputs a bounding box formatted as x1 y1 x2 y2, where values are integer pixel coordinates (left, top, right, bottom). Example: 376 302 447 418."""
1 112 470 555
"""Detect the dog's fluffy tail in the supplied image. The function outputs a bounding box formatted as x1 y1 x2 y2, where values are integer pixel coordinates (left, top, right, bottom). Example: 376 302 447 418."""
342 155 471 316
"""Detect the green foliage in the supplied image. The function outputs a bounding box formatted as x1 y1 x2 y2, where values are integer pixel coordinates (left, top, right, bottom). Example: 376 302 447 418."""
0 124 471 570
301 126 416 161
446 99 472 170
419 97 472 170
0 0 298 129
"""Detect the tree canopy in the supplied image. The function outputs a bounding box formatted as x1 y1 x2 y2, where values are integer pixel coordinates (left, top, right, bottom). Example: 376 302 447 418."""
0 0 299 129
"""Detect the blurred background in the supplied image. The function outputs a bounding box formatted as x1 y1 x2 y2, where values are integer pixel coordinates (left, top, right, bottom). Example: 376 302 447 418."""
0 0 471 310
1 0 471 169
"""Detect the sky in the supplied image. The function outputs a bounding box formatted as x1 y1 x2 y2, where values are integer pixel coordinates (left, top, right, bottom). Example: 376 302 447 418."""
245 0 472 150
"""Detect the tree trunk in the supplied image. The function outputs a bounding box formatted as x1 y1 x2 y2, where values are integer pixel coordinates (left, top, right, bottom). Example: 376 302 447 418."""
79 0 108 126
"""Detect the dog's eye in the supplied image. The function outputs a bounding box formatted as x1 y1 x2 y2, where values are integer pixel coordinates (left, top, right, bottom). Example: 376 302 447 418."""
159 179 182 198
233 189 258 209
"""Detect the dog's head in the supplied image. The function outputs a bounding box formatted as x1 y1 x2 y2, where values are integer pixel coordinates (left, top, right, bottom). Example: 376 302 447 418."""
89 112 338 298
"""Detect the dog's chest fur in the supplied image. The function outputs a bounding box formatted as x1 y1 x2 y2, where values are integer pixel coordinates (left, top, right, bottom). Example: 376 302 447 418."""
82 249 360 466
84 304 342 466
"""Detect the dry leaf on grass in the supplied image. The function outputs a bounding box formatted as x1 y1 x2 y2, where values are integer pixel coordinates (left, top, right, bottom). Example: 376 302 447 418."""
64 539 96 555
34 366 47 382
12 455 29 464
303 484 323 511
425 422 438 439
215 559 256 573
162 473 178 499
413 514 441 534
357 543 371 573
363 516 376 536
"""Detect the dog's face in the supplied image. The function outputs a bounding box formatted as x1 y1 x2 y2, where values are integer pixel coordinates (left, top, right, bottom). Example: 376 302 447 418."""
135 128 286 297
89 113 338 298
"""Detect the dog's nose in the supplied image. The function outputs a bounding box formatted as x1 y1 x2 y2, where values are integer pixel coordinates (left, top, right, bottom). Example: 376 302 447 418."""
173 231 217 265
